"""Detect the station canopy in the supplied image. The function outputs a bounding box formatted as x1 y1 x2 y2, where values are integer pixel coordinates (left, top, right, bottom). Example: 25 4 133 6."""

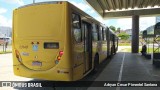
85 0 160 18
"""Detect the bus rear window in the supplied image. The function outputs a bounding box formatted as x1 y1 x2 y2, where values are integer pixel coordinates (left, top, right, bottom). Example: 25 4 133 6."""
44 42 59 49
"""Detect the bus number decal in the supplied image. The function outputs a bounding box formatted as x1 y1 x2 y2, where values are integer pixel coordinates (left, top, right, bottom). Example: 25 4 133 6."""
19 45 28 49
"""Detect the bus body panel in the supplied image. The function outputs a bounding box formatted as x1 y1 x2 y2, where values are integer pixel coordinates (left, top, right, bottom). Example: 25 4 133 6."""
13 2 73 81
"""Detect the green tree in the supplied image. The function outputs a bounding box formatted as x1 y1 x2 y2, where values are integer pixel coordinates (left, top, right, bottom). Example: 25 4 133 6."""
109 26 116 32
118 32 130 40
117 27 121 33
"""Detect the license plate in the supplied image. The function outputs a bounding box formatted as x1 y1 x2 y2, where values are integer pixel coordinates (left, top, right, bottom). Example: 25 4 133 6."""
32 61 42 66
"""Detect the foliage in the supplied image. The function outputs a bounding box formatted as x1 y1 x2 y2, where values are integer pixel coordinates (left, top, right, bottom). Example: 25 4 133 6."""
118 43 131 46
118 32 130 40
109 26 116 32
117 27 121 33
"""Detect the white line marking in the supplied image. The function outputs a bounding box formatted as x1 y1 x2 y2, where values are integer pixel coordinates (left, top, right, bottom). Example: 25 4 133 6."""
116 53 125 90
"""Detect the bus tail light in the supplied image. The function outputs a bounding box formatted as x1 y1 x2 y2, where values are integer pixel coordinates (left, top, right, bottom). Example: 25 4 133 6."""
15 50 22 62
58 50 64 60
57 56 61 60
59 51 64 56
55 50 64 64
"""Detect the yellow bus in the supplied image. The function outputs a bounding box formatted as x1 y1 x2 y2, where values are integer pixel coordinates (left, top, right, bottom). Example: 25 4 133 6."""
12 1 118 81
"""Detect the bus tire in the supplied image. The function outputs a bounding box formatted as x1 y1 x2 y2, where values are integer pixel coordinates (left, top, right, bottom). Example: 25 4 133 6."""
93 54 99 72
113 46 116 55
153 60 158 67
110 48 113 57
153 60 155 65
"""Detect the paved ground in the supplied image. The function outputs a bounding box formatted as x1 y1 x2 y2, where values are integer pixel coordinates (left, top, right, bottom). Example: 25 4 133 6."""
0 53 32 81
1 46 160 90
87 52 160 90
0 53 33 90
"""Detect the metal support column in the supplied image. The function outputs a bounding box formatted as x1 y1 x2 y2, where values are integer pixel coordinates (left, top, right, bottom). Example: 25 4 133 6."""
132 15 139 53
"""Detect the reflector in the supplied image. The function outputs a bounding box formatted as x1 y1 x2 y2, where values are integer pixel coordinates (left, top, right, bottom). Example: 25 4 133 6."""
57 56 61 60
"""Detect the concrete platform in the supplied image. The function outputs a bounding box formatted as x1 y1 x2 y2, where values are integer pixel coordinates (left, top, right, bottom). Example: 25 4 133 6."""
88 52 160 90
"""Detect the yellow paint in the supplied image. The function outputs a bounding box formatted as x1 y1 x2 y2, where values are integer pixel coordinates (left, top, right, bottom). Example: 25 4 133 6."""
12 1 109 81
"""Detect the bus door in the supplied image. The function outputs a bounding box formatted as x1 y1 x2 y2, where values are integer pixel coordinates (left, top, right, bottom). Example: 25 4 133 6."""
82 21 92 74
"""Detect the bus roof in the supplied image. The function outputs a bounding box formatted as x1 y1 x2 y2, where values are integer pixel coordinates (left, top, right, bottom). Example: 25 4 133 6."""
16 1 105 27
17 1 64 9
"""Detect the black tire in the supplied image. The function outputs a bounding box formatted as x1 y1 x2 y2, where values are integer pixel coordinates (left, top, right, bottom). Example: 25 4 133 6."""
153 60 155 65
110 48 113 57
153 60 158 66
93 54 99 72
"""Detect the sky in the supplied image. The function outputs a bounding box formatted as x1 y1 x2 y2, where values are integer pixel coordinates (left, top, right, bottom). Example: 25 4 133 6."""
0 0 157 30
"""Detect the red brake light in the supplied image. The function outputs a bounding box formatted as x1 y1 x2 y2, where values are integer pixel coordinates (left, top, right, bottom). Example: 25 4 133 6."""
55 51 63 62
59 51 64 56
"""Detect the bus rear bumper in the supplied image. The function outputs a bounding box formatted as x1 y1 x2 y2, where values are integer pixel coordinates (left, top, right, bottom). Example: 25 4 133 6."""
13 65 73 81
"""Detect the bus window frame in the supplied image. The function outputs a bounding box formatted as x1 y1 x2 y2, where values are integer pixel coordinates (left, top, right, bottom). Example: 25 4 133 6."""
97 25 100 41
102 27 105 41
92 24 98 41
99 26 103 41
102 28 106 41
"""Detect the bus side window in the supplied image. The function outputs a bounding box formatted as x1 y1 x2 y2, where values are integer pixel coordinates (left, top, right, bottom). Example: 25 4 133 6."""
92 24 98 41
99 26 103 41
102 27 104 40
82 23 84 41
97 25 100 41
72 13 82 43
103 28 106 40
